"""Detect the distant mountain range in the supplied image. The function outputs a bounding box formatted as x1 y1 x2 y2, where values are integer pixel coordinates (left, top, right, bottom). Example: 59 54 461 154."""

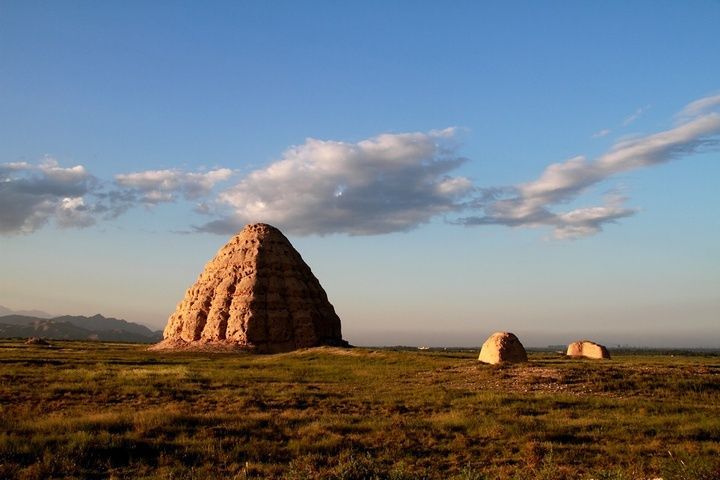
0 311 163 343
0 305 53 318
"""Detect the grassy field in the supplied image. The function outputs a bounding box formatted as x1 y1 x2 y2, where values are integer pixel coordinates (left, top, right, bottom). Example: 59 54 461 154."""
0 340 718 479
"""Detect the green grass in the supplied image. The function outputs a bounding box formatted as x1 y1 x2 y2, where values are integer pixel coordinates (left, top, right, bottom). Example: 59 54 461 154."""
0 340 718 479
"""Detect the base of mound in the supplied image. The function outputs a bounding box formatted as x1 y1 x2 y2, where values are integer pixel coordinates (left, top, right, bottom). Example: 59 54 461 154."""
149 338 350 353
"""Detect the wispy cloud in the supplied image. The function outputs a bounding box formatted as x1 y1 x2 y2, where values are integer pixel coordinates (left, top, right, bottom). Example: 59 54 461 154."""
622 104 651 127
458 95 720 239
677 93 720 120
592 128 611 138
592 104 652 140
196 128 473 235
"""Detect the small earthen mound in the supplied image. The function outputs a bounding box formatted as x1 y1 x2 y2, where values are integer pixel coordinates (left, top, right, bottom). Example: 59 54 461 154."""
478 332 527 364
26 337 50 346
153 223 349 353
566 340 610 359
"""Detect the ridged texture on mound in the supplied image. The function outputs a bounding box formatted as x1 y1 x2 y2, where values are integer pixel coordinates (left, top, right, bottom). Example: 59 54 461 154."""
478 332 527 364
566 340 610 359
154 223 347 353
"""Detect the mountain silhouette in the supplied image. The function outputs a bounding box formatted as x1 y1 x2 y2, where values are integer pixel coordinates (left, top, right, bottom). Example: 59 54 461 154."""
0 313 162 343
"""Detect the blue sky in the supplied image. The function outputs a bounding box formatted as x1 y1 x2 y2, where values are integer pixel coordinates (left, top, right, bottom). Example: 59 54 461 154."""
1 1 718 347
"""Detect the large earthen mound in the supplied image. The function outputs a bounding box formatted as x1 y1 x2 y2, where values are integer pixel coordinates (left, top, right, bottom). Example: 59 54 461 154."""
152 223 348 353
566 340 610 359
478 332 527 364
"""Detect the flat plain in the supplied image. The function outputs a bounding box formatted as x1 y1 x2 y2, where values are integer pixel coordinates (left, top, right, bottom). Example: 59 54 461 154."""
0 340 718 479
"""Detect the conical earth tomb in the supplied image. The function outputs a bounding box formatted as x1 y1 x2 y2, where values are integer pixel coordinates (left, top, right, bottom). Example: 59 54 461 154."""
153 223 348 352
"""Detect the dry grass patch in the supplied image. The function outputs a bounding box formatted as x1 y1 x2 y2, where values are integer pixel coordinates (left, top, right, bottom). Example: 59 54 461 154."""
0 340 718 479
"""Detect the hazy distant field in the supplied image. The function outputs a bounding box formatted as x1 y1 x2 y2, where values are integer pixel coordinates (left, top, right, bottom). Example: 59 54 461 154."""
0 341 718 479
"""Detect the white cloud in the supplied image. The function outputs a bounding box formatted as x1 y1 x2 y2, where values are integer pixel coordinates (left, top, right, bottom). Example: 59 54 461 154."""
553 198 637 240
0 158 98 234
458 94 720 239
114 168 233 205
56 197 95 228
197 129 472 235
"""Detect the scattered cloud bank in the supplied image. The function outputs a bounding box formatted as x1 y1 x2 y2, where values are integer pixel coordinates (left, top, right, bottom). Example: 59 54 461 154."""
196 128 472 235
0 160 233 234
458 100 720 238
2 94 718 239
